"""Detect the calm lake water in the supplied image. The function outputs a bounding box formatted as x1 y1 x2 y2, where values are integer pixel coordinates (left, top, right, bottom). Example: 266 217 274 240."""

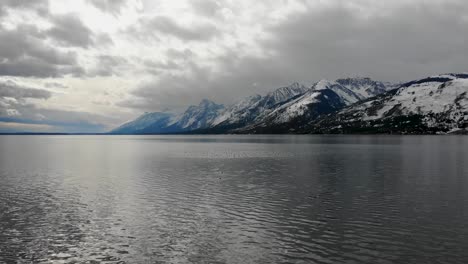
1 135 468 263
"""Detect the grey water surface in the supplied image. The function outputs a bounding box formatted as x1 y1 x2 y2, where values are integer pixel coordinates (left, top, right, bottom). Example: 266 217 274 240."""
1 135 468 263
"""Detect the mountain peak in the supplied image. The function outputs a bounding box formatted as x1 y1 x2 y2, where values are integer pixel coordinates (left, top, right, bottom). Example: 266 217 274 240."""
314 80 337 90
189 99 224 110
262 82 308 107
199 99 215 106
286 82 304 89
170 99 224 130
336 76 373 82
115 75 458 135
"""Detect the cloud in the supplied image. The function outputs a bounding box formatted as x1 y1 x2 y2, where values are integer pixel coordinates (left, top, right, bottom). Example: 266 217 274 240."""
0 121 55 133
131 15 220 42
0 79 51 122
47 14 94 48
1 79 123 132
0 80 107 133
0 80 52 131
0 116 107 133
261 0 468 81
0 58 84 78
2 0 468 132
0 24 84 77
190 0 222 17
87 0 127 15
0 0 49 16
88 55 129 76
0 101 115 133
0 80 52 99
165 48 195 60
95 33 114 47
45 82 69 89
122 0 468 112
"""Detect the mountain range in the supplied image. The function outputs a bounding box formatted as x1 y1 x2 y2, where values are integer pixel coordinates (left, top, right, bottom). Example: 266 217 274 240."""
111 74 468 135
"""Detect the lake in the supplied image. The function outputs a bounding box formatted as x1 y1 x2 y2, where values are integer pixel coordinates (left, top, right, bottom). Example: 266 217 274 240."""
1 135 468 263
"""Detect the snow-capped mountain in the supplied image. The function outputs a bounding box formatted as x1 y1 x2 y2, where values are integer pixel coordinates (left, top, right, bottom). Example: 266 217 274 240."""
110 112 173 134
210 82 309 130
335 77 390 100
210 94 263 127
111 99 224 134
239 87 346 133
234 78 391 133
111 74 468 135
168 99 224 131
258 82 310 108
306 74 468 134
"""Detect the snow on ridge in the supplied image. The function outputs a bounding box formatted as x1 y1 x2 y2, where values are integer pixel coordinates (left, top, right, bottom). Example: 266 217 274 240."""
112 76 413 133
362 77 468 121
174 99 224 129
211 83 309 127
313 80 337 91
264 82 309 103
267 90 322 124
211 94 262 126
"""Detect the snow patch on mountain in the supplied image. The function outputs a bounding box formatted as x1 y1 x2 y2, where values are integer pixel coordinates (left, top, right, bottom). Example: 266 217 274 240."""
336 77 389 100
111 77 395 134
110 112 173 134
258 78 383 125
308 74 468 134
267 90 322 124
170 99 224 130
364 76 468 120
210 82 309 128
211 94 262 126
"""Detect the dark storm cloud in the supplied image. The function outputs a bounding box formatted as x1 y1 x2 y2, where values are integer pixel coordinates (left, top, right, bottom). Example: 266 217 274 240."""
123 53 289 111
262 1 468 82
0 80 51 99
0 25 73 64
124 0 468 111
0 58 84 78
47 14 94 48
87 0 127 15
132 16 220 41
0 24 84 77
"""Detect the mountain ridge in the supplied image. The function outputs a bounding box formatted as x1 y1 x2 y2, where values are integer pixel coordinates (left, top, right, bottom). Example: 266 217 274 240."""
111 74 468 135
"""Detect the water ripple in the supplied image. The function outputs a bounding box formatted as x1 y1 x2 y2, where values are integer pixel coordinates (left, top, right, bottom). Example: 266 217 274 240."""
1 135 468 263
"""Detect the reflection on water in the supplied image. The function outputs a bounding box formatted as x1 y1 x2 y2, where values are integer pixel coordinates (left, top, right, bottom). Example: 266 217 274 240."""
1 135 468 263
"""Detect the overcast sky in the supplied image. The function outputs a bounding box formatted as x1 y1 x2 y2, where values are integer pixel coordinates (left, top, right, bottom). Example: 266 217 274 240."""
0 0 467 132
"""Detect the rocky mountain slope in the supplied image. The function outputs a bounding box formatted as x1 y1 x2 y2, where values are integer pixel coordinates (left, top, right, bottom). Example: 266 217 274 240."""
234 78 391 133
110 112 173 134
111 74 468 135
168 99 224 131
111 99 224 134
306 74 468 134
210 82 309 131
